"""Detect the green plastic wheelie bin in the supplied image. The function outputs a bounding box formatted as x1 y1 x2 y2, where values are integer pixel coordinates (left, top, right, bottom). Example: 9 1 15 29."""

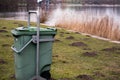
11 27 57 80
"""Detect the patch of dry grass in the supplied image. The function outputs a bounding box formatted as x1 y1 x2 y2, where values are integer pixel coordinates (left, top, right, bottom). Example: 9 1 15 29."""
47 8 120 41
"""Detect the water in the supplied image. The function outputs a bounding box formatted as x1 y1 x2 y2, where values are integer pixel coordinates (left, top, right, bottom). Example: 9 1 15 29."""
68 5 120 20
0 5 120 23
0 7 37 22
45 5 120 41
46 5 120 26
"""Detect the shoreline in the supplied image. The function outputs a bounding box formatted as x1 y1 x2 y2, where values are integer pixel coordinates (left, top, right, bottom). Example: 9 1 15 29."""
55 27 120 44
64 4 120 7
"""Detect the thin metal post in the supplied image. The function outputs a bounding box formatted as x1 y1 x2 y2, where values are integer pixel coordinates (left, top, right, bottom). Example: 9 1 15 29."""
29 0 47 79
36 3 40 77
46 0 50 11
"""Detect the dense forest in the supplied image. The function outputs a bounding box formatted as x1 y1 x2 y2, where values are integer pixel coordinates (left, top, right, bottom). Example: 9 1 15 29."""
0 0 120 12
0 0 37 12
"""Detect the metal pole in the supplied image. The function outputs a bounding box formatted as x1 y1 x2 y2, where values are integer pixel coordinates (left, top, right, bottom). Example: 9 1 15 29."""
36 3 40 77
46 0 50 11
30 0 46 80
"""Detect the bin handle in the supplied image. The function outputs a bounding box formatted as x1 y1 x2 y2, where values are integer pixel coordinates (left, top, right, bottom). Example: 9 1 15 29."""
28 10 38 28
11 39 33 53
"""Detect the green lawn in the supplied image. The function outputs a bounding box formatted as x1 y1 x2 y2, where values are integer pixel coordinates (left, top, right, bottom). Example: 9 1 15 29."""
0 19 120 80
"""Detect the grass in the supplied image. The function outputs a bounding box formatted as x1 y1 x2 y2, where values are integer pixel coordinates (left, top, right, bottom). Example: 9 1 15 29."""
52 29 120 80
0 19 120 80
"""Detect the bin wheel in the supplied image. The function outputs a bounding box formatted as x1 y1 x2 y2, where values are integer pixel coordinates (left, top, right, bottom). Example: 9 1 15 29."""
41 71 51 80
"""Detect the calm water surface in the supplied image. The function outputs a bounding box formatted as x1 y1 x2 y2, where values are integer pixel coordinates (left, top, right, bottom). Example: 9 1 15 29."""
68 5 120 21
0 5 120 22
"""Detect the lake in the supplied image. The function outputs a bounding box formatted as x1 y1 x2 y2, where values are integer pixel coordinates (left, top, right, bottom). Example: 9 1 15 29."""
67 5 120 22
0 5 120 23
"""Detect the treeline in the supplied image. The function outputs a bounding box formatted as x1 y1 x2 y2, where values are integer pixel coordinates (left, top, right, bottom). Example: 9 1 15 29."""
64 0 120 4
0 0 17 12
0 0 57 12
1 0 120 12
82 0 120 4
0 0 37 12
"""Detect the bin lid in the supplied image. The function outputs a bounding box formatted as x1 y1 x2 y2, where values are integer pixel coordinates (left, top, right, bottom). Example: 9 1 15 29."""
11 27 57 36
